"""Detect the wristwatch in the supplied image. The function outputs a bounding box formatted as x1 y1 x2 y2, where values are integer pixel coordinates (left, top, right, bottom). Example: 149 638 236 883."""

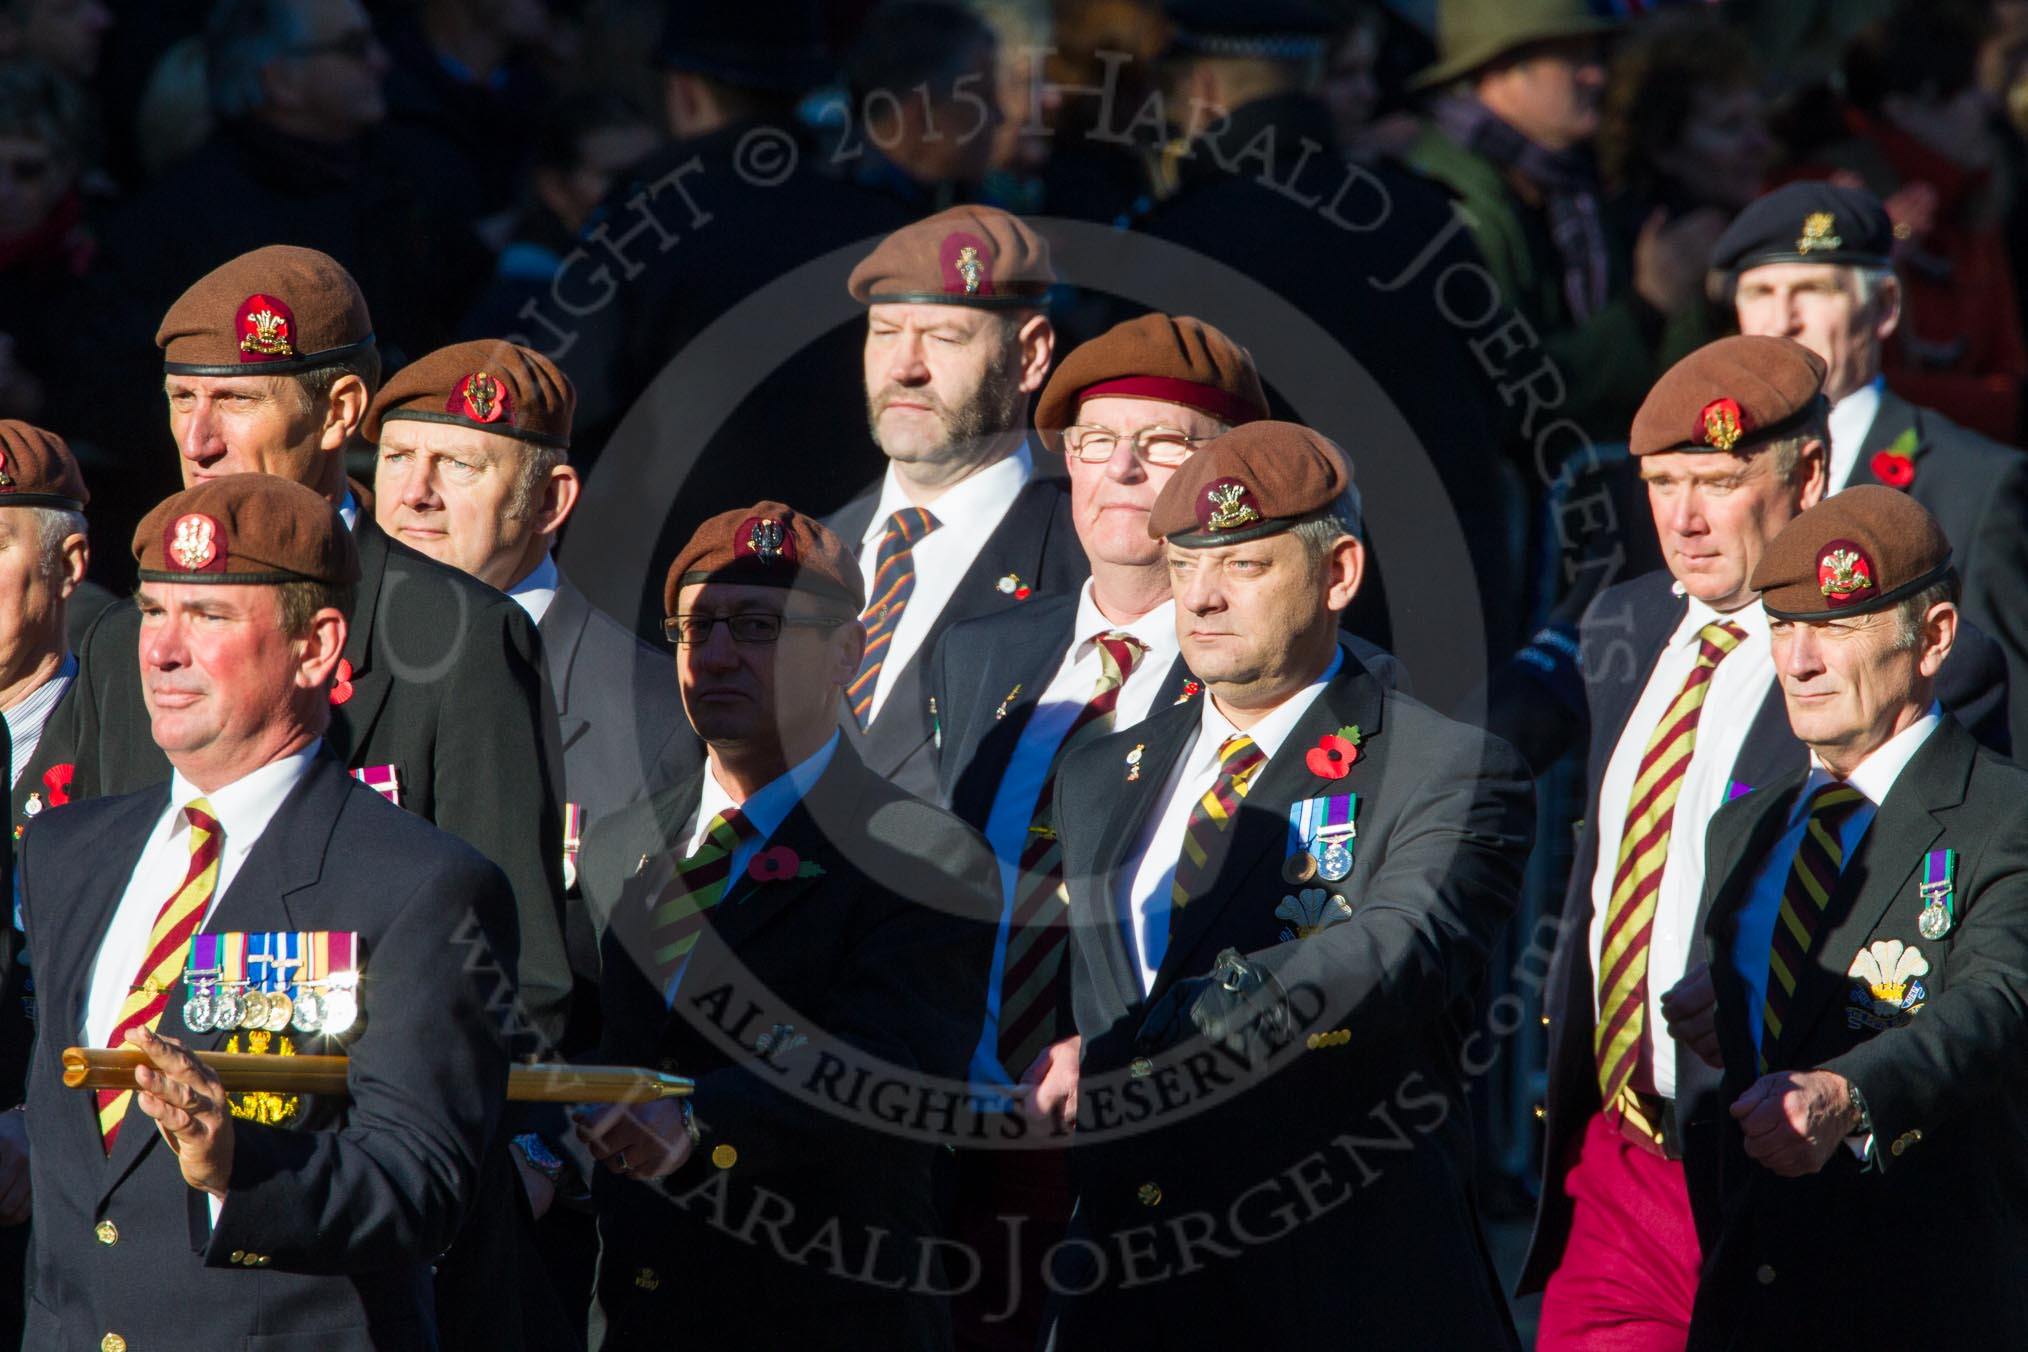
1845 1080 1874 1137
511 1132 566 1183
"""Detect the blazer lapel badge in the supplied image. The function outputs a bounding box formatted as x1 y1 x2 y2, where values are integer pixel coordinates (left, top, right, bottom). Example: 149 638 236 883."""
1125 743 1144 782
1172 680 1201 706
994 684 1022 720
1847 939 1930 1032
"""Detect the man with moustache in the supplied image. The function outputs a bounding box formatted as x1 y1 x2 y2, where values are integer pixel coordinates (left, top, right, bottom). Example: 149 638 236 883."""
1514 337 2009 1350
826 204 1087 800
573 503 997 1351
1046 422 1534 1348
1715 180 2028 747
924 312 1269 1348
14 474 514 1352
1688 488 2028 1349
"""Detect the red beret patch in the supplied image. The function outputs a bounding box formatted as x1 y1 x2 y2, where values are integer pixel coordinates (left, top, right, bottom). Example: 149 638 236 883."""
1197 478 1264 534
939 231 994 297
167 512 226 573
0 448 13 491
449 371 511 425
734 516 797 565
1699 397 1746 451
1817 539 1875 605
235 293 297 362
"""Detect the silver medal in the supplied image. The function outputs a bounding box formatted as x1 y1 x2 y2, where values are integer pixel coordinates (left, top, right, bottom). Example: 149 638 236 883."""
291 989 326 1034
1919 903 1951 941
1317 840 1354 883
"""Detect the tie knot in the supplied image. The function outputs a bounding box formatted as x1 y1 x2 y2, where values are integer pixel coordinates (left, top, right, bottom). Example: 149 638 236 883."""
184 798 219 838
1216 733 1263 775
1695 620 1749 666
704 807 759 853
1094 631 1149 676
884 507 940 546
1806 781 1867 823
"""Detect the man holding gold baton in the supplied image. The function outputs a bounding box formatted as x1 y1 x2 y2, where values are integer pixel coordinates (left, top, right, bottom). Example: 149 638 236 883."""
15 474 516 1352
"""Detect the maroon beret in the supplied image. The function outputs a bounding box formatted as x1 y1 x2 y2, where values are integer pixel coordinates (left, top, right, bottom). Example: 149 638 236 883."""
1147 420 1352 547
1631 335 1827 456
1034 313 1269 452
1751 484 1953 621
157 246 375 377
0 420 88 510
847 205 1053 308
365 340 576 449
134 474 359 586
664 501 863 613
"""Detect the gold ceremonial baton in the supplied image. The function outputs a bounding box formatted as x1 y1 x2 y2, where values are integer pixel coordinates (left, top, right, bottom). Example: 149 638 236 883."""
61 1048 693 1103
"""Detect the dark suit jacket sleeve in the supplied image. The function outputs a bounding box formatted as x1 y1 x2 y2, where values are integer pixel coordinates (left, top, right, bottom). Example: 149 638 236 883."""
435 600 570 1045
1816 830 2028 1175
1960 454 2028 747
1248 726 1536 1038
205 854 515 1272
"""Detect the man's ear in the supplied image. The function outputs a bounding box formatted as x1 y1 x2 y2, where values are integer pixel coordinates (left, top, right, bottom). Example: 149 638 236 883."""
1794 437 1829 511
1919 600 1958 679
59 532 88 600
319 373 372 449
535 464 581 540
1016 313 1054 394
1871 273 1903 345
1324 535 1365 614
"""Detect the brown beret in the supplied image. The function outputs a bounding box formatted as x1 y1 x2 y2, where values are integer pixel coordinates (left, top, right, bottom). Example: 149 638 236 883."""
1750 485 1953 621
134 474 360 586
0 421 88 510
1630 335 1828 456
847 205 1053 309
157 245 375 377
1148 420 1352 547
1034 313 1269 453
664 501 864 613
364 340 576 450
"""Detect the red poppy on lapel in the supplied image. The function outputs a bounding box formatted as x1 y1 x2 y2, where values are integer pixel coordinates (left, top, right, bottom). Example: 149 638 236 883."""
748 846 800 882
1305 732 1359 779
41 762 73 806
330 658 354 706
1871 450 1915 489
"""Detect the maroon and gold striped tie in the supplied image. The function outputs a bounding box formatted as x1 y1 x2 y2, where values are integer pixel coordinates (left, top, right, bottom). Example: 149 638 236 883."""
1758 782 1868 1072
99 800 221 1153
997 632 1148 1075
1595 620 1746 1144
848 507 940 727
649 808 760 977
1170 734 1267 913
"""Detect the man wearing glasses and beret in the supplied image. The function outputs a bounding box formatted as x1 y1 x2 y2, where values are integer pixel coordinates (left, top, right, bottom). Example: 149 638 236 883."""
575 502 998 1351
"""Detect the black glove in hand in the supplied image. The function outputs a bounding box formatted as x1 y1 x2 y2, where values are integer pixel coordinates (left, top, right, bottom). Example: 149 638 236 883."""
1134 948 1291 1055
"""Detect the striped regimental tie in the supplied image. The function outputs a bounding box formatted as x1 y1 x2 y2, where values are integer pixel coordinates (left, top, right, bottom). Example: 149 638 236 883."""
997 632 1149 1076
1758 782 1869 1072
99 799 221 1154
648 809 762 981
1595 620 1746 1146
1169 733 1268 915
847 507 940 727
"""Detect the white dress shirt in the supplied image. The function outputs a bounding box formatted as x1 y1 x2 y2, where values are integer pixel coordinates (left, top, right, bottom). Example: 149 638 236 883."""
1826 374 1886 494
1732 704 1941 1053
505 553 560 625
662 733 838 1001
970 582 1180 1082
1119 648 1342 995
1587 596 1774 1099
853 446 1031 720
82 744 323 1051
6 652 76 789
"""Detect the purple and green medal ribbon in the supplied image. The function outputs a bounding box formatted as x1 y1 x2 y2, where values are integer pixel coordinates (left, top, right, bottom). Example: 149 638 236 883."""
1921 848 1957 924
1287 793 1357 858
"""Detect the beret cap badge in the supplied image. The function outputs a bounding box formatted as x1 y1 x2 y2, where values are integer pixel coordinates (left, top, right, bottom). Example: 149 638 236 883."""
1818 541 1875 604
940 232 993 297
235 294 297 361
451 371 510 425
1797 212 1842 255
169 513 223 572
1699 397 1746 451
1201 480 1264 533
736 516 795 565
956 246 984 295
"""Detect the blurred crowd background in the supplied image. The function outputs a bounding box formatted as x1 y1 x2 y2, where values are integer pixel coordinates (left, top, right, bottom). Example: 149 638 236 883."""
3 0 2024 1236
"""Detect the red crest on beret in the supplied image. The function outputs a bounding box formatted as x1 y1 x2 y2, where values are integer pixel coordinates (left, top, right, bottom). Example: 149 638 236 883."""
167 513 226 573
1699 397 1747 451
0 449 12 490
939 232 994 298
235 294 297 362
1816 539 1875 605
449 371 512 425
1195 478 1265 534
734 515 798 566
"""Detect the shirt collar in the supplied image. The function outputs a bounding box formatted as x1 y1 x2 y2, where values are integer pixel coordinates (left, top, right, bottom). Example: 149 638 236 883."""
506 553 560 624
337 490 358 532
166 741 323 843
5 651 76 778
1807 701 1942 806
1198 646 1344 761
864 443 1034 545
1071 577 1179 666
697 731 841 842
